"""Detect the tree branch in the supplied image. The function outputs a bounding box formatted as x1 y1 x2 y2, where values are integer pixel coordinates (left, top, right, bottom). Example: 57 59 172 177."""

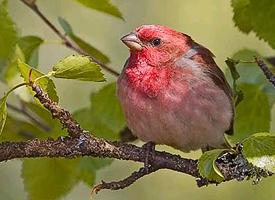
255 57 275 87
92 166 159 193
19 0 120 77
0 71 268 192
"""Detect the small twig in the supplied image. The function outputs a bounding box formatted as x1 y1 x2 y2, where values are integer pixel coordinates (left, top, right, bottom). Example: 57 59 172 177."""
19 0 120 77
255 57 275 87
92 166 159 193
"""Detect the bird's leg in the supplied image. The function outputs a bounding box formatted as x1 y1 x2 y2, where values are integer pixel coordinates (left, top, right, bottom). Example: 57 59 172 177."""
142 141 156 172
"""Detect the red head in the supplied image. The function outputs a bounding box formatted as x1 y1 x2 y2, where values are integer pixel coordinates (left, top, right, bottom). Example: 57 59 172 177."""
121 25 193 67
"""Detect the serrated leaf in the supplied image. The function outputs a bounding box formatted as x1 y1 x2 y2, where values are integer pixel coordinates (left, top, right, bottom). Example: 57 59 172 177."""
232 0 275 49
74 0 123 19
231 0 252 33
230 83 270 143
52 55 105 82
58 17 110 63
0 95 7 134
22 158 79 200
18 35 43 66
0 0 18 68
243 133 275 172
73 83 126 140
90 83 125 133
4 45 34 102
198 149 225 183
17 60 59 102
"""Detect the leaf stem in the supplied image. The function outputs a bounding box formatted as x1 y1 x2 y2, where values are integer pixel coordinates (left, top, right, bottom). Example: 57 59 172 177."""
5 83 28 97
33 71 54 83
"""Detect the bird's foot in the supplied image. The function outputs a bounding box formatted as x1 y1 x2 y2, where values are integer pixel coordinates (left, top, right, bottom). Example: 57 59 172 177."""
142 141 155 173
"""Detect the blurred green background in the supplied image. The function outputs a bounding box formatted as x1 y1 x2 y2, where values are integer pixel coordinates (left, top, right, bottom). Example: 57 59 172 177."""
0 0 274 199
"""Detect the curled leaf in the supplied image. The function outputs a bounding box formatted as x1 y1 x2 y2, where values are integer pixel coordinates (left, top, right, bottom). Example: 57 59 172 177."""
198 149 226 183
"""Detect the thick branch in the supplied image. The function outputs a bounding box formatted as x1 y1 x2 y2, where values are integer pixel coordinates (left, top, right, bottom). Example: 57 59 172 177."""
19 0 120 77
0 75 266 192
0 134 198 176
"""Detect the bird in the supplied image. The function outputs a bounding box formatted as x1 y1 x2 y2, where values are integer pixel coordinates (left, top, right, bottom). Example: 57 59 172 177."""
117 25 234 153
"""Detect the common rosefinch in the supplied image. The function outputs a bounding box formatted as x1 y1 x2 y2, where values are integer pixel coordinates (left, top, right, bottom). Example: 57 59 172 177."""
117 25 234 152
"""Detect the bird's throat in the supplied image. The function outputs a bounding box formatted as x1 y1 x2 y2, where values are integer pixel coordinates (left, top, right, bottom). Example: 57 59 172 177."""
125 60 172 98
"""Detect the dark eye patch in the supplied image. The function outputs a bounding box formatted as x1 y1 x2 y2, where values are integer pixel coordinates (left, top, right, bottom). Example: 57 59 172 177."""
151 38 161 47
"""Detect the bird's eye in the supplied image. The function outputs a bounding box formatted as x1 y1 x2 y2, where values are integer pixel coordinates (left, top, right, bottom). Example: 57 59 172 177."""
151 38 161 47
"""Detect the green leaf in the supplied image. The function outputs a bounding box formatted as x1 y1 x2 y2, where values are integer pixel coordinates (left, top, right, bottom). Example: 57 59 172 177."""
73 107 118 140
231 49 264 84
0 95 7 134
4 45 25 84
4 46 35 101
73 83 126 140
58 17 110 63
231 0 252 33
232 0 275 49
225 58 240 81
225 58 243 105
225 49 275 105
0 0 18 67
17 60 59 103
90 83 125 133
230 83 270 143
0 115 46 141
243 133 275 172
74 0 123 19
58 17 73 35
52 55 105 82
77 157 112 185
198 149 225 183
70 34 110 64
22 158 79 200
18 35 43 66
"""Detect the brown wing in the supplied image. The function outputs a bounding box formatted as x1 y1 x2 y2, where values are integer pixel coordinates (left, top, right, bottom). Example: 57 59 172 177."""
206 64 234 135
193 42 235 135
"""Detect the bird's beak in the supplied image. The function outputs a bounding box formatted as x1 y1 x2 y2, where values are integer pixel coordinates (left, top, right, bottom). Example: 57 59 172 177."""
121 32 143 51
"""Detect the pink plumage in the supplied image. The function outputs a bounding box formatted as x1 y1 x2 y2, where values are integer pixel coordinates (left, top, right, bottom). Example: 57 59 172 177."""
117 25 234 152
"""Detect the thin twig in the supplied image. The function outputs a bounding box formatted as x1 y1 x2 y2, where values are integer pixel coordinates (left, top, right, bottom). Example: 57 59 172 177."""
255 57 275 87
92 166 159 193
19 0 120 77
